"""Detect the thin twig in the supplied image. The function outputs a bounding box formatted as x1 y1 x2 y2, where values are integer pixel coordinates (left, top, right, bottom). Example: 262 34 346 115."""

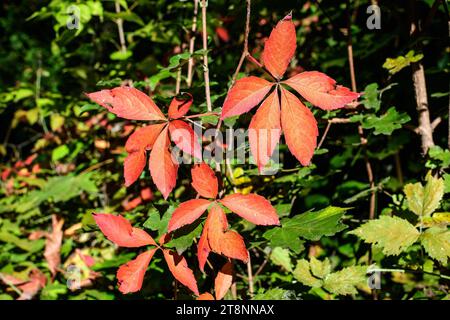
187 0 199 87
200 0 212 112
346 1 376 222
231 0 251 85
115 1 127 53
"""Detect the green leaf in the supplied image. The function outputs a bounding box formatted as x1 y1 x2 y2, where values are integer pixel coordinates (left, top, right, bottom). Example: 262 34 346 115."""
428 146 450 169
362 83 380 111
143 205 173 237
0 230 45 252
51 145 70 161
109 50 133 61
164 221 203 255
404 172 445 217
349 216 420 255
252 288 296 300
310 256 332 279
420 226 450 265
323 266 367 295
263 227 305 254
382 50 424 74
444 174 450 194
270 247 293 272
360 107 410 135
292 259 322 288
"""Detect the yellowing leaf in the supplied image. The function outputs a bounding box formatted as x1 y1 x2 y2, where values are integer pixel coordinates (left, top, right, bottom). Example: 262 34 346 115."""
323 266 367 295
310 257 331 279
349 216 419 255
404 173 444 217
293 259 322 288
420 227 450 265
270 247 292 272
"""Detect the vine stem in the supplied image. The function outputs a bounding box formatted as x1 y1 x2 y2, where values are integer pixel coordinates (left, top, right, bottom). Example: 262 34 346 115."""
187 0 199 88
200 0 212 112
231 0 251 85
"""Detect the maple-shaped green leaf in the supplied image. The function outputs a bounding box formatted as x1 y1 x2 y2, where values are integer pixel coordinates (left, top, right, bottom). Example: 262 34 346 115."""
404 173 445 217
360 107 410 135
310 256 331 279
428 146 450 169
382 50 424 74
349 216 420 255
264 206 348 250
420 226 450 265
293 259 322 288
270 247 293 272
323 266 368 295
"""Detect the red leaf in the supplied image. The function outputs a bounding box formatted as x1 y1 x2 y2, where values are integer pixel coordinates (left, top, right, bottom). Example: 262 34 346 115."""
216 26 230 42
17 269 47 300
197 227 211 273
124 151 146 187
149 127 179 199
215 261 233 300
283 71 359 110
93 213 156 247
248 90 281 171
168 120 202 160
86 86 166 121
280 87 318 166
163 249 199 295
168 199 212 232
206 204 249 262
220 193 279 226
124 123 167 187
221 77 274 119
44 215 64 276
262 14 297 79
168 94 193 119
197 292 215 300
117 249 157 294
191 163 218 198
125 123 166 153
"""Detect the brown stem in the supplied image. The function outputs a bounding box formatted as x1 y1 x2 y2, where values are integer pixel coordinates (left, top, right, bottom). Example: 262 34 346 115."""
346 1 376 223
115 1 127 53
231 0 251 85
187 0 199 88
246 254 254 298
409 0 435 155
200 0 212 112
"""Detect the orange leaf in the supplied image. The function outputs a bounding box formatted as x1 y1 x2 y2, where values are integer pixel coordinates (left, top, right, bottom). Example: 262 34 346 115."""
124 151 146 187
117 249 157 294
221 76 274 119
168 199 212 232
283 71 359 110
149 127 179 199
163 249 199 295
248 90 281 171
220 193 279 226
124 124 167 187
169 120 202 160
206 204 249 262
215 261 233 300
168 93 193 119
44 215 64 276
93 213 156 247
191 163 218 198
197 292 215 300
125 123 166 153
197 227 211 273
280 87 318 166
86 86 166 121
262 14 297 79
